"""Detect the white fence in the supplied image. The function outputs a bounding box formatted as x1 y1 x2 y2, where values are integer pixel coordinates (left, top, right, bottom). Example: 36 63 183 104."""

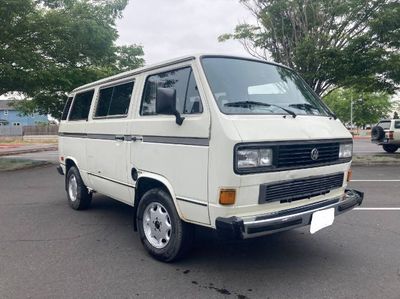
0 125 58 136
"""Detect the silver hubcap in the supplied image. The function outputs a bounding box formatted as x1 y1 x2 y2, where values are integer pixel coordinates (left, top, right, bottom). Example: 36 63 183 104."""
68 174 78 202
143 202 172 249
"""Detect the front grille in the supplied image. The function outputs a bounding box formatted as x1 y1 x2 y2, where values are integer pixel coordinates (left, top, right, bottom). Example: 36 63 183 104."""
277 142 340 168
234 139 352 174
259 173 344 204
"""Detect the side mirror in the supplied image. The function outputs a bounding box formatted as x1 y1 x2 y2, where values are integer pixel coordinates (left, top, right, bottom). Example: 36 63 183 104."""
155 87 185 125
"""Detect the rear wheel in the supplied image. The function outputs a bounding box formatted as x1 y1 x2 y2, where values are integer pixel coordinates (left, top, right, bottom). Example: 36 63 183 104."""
382 144 399 153
137 188 193 262
66 166 92 210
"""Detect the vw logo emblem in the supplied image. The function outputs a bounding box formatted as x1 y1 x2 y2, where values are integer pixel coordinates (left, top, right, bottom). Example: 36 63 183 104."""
310 148 319 160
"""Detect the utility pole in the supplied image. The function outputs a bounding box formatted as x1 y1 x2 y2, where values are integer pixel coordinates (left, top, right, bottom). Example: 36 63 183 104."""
350 95 353 130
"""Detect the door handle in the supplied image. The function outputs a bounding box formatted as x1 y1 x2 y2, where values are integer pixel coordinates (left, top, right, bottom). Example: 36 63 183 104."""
115 135 125 141
132 136 143 142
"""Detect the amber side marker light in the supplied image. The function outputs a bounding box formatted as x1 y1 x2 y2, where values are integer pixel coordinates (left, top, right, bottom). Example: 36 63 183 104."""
219 189 236 205
347 169 352 182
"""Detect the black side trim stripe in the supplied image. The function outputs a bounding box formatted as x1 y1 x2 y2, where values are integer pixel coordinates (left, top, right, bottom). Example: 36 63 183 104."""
59 132 210 146
88 173 135 188
59 132 87 138
176 197 208 207
142 135 209 146
87 133 115 140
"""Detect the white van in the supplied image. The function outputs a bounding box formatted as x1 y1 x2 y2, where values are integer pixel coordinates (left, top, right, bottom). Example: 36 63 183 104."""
58 54 363 261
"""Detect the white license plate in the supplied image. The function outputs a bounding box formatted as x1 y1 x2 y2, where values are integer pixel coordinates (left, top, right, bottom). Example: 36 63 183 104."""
310 208 335 234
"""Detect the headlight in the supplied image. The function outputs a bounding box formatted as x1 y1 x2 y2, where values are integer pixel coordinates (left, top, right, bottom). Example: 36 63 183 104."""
339 143 353 159
237 148 273 169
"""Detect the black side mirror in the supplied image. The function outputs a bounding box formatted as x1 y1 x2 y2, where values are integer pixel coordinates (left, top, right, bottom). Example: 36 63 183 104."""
155 87 185 125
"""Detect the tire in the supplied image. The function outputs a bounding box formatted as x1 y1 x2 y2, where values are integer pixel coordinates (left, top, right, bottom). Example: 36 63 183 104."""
371 126 385 142
66 166 92 210
382 144 399 153
137 188 194 262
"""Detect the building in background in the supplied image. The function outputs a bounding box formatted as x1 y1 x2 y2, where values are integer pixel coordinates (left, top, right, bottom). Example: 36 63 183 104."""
0 100 48 126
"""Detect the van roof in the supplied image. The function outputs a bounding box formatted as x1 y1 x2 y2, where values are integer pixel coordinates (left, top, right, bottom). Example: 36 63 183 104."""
71 54 290 93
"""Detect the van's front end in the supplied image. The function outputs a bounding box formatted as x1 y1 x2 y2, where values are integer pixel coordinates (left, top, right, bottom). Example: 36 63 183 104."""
199 56 364 239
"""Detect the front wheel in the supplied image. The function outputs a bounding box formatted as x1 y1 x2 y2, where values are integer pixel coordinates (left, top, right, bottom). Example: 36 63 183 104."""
382 144 399 153
137 188 193 262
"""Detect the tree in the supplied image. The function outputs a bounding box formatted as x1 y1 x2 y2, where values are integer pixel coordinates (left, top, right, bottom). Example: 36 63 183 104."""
1 0 144 118
219 0 400 96
323 88 392 127
394 111 399 119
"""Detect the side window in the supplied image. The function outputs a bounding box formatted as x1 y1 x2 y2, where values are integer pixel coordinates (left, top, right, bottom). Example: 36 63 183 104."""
140 67 202 115
395 121 400 129
61 97 73 120
95 81 134 117
69 90 94 121
184 70 203 114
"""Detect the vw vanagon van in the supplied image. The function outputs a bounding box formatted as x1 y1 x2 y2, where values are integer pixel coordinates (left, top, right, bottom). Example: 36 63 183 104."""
58 54 364 261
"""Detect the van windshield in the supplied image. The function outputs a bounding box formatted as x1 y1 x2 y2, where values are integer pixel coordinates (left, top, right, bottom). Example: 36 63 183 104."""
201 57 330 116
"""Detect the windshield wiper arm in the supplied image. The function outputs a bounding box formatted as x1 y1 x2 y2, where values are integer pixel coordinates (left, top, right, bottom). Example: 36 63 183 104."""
224 101 296 118
289 103 318 110
289 103 337 119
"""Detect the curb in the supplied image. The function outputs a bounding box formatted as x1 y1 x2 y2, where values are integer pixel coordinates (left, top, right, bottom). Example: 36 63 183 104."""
352 136 370 140
0 146 58 157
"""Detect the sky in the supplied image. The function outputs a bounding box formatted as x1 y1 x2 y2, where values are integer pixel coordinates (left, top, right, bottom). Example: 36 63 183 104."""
115 0 254 65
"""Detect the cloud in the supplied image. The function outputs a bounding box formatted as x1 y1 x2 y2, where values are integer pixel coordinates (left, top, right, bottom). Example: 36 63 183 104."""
116 0 254 64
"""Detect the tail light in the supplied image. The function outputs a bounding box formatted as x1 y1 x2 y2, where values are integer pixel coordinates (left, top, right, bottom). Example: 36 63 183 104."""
388 131 394 140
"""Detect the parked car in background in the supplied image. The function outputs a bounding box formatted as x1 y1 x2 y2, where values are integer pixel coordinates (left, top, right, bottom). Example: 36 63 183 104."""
371 119 400 153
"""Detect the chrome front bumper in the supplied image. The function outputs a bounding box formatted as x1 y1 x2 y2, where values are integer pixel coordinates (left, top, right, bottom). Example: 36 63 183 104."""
215 189 364 239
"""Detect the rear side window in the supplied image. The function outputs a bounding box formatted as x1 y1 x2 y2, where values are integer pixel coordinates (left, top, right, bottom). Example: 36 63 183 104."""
378 121 391 130
395 121 400 129
95 81 134 117
61 97 73 120
69 90 94 121
140 67 202 115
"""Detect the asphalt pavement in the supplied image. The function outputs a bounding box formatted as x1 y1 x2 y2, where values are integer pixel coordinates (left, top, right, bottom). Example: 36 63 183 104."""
353 138 387 155
0 165 399 298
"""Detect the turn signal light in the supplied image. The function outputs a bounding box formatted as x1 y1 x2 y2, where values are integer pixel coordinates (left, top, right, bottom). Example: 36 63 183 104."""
347 169 352 182
219 189 236 205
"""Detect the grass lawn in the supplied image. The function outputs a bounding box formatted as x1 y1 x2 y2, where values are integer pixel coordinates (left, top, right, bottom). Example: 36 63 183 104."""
0 158 49 171
353 153 400 165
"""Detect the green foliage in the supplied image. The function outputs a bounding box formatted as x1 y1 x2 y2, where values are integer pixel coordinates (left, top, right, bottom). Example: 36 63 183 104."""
323 89 392 126
220 0 400 96
1 0 144 118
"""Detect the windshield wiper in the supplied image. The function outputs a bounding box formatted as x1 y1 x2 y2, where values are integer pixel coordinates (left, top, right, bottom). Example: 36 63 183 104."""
289 103 337 119
224 101 296 118
289 103 318 110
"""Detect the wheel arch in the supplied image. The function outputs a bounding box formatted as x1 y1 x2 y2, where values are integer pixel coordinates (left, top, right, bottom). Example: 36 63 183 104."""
133 172 183 231
65 157 79 173
64 157 80 190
